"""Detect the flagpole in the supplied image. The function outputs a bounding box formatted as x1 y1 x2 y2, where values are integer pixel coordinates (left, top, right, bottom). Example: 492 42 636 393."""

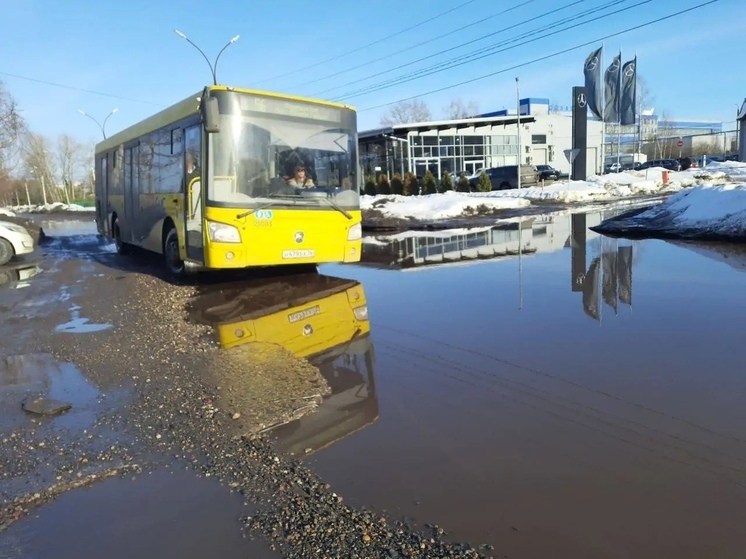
616 49 622 171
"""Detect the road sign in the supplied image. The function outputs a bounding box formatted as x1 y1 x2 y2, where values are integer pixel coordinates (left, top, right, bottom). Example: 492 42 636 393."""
564 148 580 164
677 139 684 148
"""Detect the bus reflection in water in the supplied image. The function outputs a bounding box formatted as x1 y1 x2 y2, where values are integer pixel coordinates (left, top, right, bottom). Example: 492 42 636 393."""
188 272 377 456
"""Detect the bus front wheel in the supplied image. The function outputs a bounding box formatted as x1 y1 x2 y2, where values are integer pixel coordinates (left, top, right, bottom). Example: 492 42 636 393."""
163 227 185 278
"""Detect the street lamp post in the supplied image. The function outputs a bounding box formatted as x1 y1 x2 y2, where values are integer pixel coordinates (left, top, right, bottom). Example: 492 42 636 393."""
174 29 240 85
516 77 522 190
78 108 118 140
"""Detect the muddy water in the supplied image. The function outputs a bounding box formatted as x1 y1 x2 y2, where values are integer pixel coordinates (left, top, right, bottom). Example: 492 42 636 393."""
290 210 746 559
0 467 279 559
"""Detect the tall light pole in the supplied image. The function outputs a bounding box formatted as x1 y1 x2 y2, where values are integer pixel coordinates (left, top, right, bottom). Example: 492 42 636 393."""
78 108 118 140
516 77 522 190
174 29 240 85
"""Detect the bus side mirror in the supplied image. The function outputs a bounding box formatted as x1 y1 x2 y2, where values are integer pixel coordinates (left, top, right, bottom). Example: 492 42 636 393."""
201 95 221 134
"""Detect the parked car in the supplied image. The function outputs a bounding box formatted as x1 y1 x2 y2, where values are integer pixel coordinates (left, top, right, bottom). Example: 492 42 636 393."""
677 157 698 170
468 164 539 190
536 164 560 181
637 159 681 172
0 220 35 266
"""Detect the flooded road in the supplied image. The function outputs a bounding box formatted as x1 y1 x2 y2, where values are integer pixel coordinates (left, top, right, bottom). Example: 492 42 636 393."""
290 210 745 558
3 208 746 558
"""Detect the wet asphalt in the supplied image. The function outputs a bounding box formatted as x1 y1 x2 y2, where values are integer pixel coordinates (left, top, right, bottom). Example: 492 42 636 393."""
0 214 495 559
3 209 746 559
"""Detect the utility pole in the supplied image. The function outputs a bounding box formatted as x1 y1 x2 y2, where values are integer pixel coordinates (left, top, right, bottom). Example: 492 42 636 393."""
516 77 522 189
41 174 48 206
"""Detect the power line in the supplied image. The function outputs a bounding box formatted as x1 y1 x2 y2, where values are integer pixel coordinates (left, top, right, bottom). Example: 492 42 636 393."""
359 0 722 113
334 0 651 101
302 0 537 90
250 0 483 87
311 0 588 98
0 71 164 107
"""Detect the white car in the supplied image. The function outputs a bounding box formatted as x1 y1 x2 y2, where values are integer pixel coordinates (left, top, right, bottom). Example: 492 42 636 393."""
0 220 35 266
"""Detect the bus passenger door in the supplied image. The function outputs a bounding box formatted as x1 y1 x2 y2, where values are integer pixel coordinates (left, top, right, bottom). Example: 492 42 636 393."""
184 125 204 262
124 146 138 243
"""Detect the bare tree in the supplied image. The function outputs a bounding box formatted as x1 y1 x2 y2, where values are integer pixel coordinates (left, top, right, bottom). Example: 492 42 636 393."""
23 132 61 205
443 98 479 120
0 80 26 178
57 133 88 203
380 99 432 126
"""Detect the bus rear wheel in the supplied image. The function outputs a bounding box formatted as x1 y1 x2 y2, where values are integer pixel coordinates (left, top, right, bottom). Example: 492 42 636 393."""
113 217 130 255
163 227 185 278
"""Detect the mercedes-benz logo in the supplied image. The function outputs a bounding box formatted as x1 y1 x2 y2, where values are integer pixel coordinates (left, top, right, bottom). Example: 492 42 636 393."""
624 63 636 77
294 231 304 244
585 57 598 71
607 59 620 73
577 93 587 108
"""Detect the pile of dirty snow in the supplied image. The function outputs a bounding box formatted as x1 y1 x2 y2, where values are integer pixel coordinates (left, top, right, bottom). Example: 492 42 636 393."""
7 202 95 214
361 191 530 220
0 208 16 218
593 183 746 240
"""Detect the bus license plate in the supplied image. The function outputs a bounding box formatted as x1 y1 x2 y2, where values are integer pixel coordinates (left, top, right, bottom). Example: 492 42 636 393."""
282 249 315 259
288 305 321 323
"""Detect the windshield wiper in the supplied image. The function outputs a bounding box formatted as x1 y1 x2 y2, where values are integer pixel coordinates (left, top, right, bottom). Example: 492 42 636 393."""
320 195 353 220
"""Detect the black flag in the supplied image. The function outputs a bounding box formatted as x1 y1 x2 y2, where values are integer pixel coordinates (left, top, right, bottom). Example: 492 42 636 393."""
618 245 633 305
583 46 603 121
604 53 621 123
620 57 637 126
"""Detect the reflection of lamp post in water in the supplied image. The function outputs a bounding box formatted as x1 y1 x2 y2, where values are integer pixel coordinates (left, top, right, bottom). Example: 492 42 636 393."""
77 108 118 140
174 29 240 85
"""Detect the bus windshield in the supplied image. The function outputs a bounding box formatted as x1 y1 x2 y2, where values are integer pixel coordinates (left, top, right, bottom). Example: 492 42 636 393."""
207 92 360 210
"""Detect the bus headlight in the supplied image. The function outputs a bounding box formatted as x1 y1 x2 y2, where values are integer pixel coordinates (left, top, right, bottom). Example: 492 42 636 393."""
207 221 241 243
353 305 368 321
347 223 362 241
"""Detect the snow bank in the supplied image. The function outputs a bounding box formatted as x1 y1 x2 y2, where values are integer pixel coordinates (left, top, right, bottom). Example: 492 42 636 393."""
593 183 746 240
361 191 530 220
0 208 16 217
362 167 723 221
7 202 95 214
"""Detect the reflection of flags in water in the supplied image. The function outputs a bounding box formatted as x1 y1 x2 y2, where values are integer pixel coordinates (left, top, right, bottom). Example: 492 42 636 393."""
601 251 618 314
582 257 601 320
618 245 633 305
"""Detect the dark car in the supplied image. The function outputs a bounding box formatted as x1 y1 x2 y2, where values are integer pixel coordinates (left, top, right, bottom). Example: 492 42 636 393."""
637 159 681 172
677 157 698 170
536 164 560 181
468 164 538 190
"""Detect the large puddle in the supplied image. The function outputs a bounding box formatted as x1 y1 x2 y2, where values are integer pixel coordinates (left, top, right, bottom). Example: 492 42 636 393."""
18 208 746 558
0 467 279 559
299 208 745 559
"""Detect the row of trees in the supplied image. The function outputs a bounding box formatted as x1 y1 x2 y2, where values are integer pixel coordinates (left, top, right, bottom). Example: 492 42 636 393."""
380 97 480 126
0 80 95 207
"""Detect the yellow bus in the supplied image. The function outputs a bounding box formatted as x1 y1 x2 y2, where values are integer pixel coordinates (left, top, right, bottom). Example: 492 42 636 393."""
188 272 377 453
94 86 362 276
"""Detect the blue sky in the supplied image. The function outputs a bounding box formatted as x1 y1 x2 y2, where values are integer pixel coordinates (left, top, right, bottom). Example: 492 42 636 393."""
1 0 744 147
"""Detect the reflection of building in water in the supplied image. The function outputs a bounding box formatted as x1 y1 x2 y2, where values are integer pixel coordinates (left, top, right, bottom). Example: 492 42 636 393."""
571 214 634 321
361 208 638 270
187 273 377 455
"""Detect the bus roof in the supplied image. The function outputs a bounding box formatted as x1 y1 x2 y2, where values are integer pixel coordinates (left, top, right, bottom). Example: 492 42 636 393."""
95 85 356 155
